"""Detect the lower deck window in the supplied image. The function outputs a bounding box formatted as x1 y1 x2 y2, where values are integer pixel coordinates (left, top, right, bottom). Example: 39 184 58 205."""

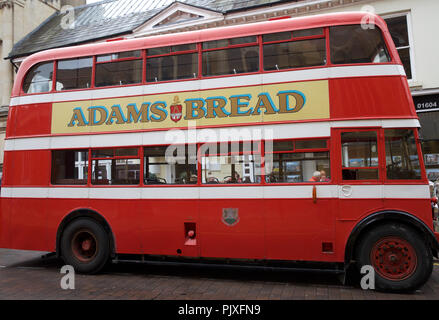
385 129 421 180
91 148 140 185
144 145 197 185
265 139 330 183
51 150 88 185
202 154 260 184
92 159 140 185
341 131 379 180
266 152 330 183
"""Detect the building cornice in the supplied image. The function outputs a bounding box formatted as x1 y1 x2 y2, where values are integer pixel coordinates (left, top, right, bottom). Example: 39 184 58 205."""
0 0 13 9
130 0 370 38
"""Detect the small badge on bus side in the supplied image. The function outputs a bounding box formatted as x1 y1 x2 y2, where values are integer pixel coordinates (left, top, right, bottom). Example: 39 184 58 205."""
170 96 183 123
222 208 239 226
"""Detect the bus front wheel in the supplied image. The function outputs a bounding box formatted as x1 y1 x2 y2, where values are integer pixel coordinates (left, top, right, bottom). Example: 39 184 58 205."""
60 218 110 274
355 223 433 292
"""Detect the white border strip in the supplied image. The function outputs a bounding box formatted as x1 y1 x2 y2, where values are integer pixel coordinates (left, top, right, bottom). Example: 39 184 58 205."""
0 185 429 200
4 119 420 152
9 65 405 107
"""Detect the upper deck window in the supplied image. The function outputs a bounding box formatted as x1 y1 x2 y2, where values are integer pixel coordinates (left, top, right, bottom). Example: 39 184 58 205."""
146 44 198 82
330 25 390 64
202 36 259 77
263 29 326 71
22 62 53 94
56 57 93 91
95 50 142 87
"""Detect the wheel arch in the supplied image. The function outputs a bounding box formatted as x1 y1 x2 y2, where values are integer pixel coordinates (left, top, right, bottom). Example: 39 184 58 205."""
56 208 116 258
344 210 439 265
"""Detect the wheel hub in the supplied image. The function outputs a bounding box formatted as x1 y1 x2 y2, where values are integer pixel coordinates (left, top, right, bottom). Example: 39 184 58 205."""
371 237 417 280
71 230 98 263
81 239 92 251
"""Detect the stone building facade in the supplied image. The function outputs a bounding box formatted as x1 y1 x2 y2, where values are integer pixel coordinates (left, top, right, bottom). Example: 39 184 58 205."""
0 0 85 173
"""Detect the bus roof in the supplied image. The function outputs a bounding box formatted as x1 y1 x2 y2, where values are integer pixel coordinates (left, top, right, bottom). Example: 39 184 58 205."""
12 12 392 97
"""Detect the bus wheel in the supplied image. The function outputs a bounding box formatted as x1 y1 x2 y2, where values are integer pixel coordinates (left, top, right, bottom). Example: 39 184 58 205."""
60 218 110 274
355 223 433 292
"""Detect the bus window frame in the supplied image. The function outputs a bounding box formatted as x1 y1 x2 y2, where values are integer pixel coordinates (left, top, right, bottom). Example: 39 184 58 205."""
201 36 260 79
21 60 56 96
261 27 327 73
89 146 142 187
264 137 331 185
49 147 89 187
199 140 262 186
383 127 428 185
142 142 199 187
326 24 395 66
94 50 143 89
145 45 200 83
337 127 384 184
18 23 399 96
54 56 94 92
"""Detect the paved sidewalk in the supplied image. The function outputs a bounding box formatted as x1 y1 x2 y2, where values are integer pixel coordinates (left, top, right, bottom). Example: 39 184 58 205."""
1 249 439 300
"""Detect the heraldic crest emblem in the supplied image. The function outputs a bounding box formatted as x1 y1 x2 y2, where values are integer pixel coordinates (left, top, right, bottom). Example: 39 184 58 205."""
170 95 183 123
222 208 239 226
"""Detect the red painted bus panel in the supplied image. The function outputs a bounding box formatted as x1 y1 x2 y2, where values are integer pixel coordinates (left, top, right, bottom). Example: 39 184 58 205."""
335 198 433 262
5 107 16 138
8 198 48 251
0 198 10 249
264 198 336 261
138 199 200 256
2 150 50 186
199 199 264 259
45 199 143 254
8 103 52 138
329 76 417 120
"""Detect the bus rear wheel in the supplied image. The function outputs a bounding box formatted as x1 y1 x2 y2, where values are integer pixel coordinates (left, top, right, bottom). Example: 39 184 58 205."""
60 218 110 274
355 223 433 292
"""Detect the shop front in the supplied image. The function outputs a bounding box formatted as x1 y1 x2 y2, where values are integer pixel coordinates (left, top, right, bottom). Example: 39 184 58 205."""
415 93 439 181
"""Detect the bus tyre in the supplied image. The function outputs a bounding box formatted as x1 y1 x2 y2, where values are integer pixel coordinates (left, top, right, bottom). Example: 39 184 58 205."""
356 223 433 292
60 218 110 274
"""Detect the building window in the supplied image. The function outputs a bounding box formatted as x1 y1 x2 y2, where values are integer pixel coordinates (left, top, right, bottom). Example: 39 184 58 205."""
384 14 413 80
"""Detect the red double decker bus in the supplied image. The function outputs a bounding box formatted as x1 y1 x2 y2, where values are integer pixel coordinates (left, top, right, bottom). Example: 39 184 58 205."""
1 12 438 292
